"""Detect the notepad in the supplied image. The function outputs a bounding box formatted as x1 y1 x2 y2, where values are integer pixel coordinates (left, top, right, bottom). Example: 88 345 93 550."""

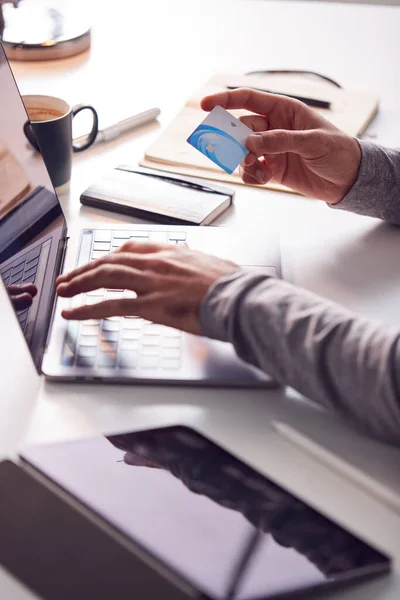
80 167 235 226
140 73 380 193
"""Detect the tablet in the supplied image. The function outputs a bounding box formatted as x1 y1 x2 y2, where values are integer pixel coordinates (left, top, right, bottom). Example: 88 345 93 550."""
18 425 390 600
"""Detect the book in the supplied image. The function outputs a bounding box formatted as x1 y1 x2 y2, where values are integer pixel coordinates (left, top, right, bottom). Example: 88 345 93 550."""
140 72 380 193
0 142 32 219
80 166 234 226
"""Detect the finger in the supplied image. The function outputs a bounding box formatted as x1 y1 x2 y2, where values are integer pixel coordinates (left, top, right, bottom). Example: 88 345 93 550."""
116 241 164 255
239 159 273 186
242 152 257 167
10 292 34 310
57 264 150 297
57 247 159 286
63 294 201 335
239 114 269 133
200 88 299 117
7 284 37 297
62 298 142 320
246 129 321 159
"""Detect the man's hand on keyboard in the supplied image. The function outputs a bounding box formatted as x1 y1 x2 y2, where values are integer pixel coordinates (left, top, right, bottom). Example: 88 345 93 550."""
56 242 238 335
7 283 37 310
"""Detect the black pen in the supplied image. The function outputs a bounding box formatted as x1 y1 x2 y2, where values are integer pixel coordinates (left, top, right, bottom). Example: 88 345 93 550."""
226 85 331 109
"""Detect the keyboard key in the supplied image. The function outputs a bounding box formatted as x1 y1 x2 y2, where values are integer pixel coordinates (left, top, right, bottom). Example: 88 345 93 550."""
122 318 143 329
26 246 41 263
112 230 135 239
22 274 35 284
10 272 24 284
150 232 168 244
81 319 100 326
121 328 142 340
23 265 38 281
163 337 181 348
78 336 98 347
0 268 12 280
163 327 181 338
120 339 140 350
11 255 26 269
77 356 96 367
106 290 124 301
161 359 181 370
162 348 181 359
118 351 138 369
100 340 118 352
101 330 119 342
143 324 163 336
85 295 105 305
102 320 121 332
168 232 187 242
140 356 159 369
92 250 110 261
11 263 25 277
111 239 126 248
130 231 150 238
78 346 97 358
142 335 161 346
141 346 160 356
25 256 39 271
94 230 112 243
80 325 100 336
98 352 116 368
93 242 111 252
71 294 84 308
86 289 105 296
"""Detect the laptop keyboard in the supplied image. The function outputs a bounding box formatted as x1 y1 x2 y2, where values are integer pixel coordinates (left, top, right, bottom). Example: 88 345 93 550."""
63 230 187 371
0 244 43 332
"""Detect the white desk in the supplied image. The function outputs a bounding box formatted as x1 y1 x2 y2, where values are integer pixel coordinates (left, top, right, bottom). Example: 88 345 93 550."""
2 1 400 598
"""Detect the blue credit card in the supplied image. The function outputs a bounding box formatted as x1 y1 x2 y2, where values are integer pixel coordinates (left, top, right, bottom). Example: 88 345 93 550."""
187 106 252 174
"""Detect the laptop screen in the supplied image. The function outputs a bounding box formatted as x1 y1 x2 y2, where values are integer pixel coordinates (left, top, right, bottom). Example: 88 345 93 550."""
0 43 66 365
20 425 390 599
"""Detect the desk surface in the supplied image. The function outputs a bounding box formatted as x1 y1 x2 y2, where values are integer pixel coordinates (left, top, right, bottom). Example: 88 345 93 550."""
2 1 400 598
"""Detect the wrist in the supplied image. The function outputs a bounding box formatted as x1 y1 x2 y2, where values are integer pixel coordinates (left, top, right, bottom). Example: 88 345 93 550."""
328 137 362 205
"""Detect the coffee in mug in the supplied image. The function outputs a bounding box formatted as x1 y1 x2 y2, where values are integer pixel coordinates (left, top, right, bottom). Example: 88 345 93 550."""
23 94 98 188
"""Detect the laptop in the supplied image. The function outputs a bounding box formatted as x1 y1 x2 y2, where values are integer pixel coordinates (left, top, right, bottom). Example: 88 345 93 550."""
1 424 388 599
0 42 281 386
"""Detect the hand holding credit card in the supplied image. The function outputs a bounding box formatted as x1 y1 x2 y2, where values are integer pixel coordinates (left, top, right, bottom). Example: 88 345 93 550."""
187 106 252 174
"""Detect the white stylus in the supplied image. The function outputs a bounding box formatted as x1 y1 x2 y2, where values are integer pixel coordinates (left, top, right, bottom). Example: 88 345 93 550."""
74 107 161 146
272 421 400 516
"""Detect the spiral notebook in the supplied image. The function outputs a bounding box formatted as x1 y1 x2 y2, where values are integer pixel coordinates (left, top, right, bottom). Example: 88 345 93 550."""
140 72 380 193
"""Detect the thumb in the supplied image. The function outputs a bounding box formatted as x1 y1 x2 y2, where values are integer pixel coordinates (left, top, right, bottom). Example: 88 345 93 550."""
247 129 321 159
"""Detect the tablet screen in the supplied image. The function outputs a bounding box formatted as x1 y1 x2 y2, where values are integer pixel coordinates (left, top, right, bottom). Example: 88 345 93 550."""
20 426 390 599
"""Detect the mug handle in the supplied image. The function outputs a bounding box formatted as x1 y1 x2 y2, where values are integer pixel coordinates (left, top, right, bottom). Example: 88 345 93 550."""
23 120 41 152
72 104 99 153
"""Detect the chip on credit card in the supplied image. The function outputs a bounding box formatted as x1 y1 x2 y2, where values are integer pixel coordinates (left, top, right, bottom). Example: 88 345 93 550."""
187 106 252 174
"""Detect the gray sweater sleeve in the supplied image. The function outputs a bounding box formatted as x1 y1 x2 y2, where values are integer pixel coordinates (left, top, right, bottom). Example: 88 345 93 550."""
200 272 400 446
331 140 400 223
200 142 400 446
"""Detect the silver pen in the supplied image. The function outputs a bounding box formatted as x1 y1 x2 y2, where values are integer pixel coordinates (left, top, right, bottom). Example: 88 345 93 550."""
74 107 161 147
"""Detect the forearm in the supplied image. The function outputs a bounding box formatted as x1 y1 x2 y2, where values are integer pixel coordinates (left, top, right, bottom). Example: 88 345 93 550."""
200 271 400 446
331 140 400 224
